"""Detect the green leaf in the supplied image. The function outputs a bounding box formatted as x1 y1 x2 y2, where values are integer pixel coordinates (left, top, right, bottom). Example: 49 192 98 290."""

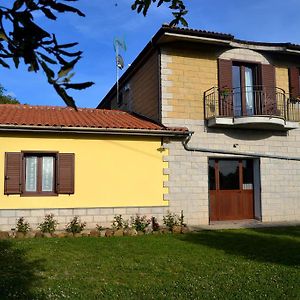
56 42 79 49
13 56 20 68
37 52 57 64
40 60 55 80
64 82 94 90
41 8 57 20
50 3 85 17
0 30 8 41
0 58 10 68
53 83 77 109
58 57 80 78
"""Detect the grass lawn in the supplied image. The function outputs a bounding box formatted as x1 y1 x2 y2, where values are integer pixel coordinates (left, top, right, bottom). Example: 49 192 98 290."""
0 226 299 299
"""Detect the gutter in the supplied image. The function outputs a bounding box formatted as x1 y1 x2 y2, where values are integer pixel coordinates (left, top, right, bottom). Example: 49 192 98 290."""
182 133 300 161
0 124 190 138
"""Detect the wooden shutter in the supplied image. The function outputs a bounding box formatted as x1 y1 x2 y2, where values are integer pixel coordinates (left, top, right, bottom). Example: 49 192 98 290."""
260 64 277 115
57 153 74 194
218 59 233 116
289 67 300 98
4 152 22 195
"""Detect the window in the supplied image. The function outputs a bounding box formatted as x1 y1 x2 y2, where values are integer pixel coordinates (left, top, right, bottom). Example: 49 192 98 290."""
4 152 74 196
209 159 254 191
24 154 56 195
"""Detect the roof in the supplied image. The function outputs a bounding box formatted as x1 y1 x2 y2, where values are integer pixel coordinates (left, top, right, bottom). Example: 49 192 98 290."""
0 104 188 136
156 25 300 50
99 25 300 108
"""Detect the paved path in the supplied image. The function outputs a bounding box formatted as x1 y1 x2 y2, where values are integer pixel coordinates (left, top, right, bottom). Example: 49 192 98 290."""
191 220 300 230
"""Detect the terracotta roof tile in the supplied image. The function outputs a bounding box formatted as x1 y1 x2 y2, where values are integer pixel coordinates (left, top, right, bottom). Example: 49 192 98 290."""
0 104 188 134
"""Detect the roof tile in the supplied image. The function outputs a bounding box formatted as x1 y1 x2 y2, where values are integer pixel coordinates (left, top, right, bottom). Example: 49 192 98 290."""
0 104 188 134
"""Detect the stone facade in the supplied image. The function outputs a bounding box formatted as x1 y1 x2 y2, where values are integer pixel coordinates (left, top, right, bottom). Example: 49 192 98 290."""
0 206 171 231
162 119 300 225
161 46 300 225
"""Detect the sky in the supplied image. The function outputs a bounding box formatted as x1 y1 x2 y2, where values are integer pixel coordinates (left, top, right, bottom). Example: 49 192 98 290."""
1 0 300 108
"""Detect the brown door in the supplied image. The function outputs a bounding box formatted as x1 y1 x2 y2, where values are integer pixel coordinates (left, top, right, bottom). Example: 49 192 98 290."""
209 159 254 221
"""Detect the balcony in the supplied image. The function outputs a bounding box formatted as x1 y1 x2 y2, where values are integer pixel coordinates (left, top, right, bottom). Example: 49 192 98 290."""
204 86 300 130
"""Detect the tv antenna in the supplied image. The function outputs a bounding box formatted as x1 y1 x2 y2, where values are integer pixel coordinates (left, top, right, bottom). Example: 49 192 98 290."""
113 37 126 105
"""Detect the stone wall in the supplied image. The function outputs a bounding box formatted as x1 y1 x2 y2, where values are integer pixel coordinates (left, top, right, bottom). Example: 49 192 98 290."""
162 119 300 225
160 45 300 225
0 206 171 231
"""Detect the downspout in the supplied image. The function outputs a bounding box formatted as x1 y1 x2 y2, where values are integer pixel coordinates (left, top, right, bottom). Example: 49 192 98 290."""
182 132 300 161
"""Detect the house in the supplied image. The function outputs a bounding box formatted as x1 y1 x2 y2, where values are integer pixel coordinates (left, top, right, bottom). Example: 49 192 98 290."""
0 104 188 230
99 25 300 225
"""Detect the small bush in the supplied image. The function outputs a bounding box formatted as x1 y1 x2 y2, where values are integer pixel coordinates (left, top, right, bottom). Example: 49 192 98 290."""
163 211 180 230
16 217 30 233
179 210 186 227
38 214 58 234
151 217 160 231
65 216 86 234
112 215 127 230
96 224 103 231
130 215 150 232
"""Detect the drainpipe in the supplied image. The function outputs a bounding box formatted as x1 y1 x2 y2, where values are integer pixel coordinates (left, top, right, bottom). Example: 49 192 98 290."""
182 132 300 161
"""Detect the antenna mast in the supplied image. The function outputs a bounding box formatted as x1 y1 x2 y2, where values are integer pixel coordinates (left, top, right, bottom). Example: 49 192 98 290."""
113 37 126 105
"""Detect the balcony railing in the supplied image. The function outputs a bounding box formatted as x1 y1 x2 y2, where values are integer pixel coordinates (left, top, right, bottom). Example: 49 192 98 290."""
204 86 300 122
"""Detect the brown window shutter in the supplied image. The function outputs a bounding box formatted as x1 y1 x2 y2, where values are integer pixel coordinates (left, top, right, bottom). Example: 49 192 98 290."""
260 64 277 115
289 67 300 98
4 152 22 195
57 153 75 194
218 59 233 116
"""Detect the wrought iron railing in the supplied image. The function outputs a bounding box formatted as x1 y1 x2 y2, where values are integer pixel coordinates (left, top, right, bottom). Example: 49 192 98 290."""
204 86 300 122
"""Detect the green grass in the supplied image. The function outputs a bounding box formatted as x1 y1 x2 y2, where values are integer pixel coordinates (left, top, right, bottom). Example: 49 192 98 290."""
0 227 299 299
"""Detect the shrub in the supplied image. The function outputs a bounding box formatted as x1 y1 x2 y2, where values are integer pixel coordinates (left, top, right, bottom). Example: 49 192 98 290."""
65 216 86 234
151 217 160 231
112 214 127 230
38 214 58 234
163 211 180 230
96 224 103 232
130 215 150 232
16 217 30 233
179 210 186 227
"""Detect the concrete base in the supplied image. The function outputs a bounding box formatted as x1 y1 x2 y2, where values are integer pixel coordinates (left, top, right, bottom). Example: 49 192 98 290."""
191 220 300 230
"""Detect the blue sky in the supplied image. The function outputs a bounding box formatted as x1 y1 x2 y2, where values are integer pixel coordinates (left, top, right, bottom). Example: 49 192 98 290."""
1 0 299 108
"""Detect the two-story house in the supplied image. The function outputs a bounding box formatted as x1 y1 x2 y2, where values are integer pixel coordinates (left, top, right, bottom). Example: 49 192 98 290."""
99 25 300 225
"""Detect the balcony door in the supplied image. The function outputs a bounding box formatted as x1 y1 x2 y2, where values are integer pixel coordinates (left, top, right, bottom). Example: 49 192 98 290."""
232 64 257 117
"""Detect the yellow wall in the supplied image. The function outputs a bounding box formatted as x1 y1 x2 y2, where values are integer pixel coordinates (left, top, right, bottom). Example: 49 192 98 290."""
0 133 168 209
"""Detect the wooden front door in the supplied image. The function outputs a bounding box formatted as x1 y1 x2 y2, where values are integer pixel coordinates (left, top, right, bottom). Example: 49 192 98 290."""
209 159 254 221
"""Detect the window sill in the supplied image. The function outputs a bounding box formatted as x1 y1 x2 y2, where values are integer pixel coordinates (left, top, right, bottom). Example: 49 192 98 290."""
21 192 58 197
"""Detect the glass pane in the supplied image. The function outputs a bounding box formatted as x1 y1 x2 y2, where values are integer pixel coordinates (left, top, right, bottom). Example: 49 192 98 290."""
245 67 254 116
208 160 216 190
25 156 37 192
242 160 253 190
219 160 239 190
232 65 242 117
42 157 54 192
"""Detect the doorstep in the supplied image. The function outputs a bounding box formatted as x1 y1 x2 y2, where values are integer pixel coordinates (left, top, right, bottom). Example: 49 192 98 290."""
190 220 300 231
